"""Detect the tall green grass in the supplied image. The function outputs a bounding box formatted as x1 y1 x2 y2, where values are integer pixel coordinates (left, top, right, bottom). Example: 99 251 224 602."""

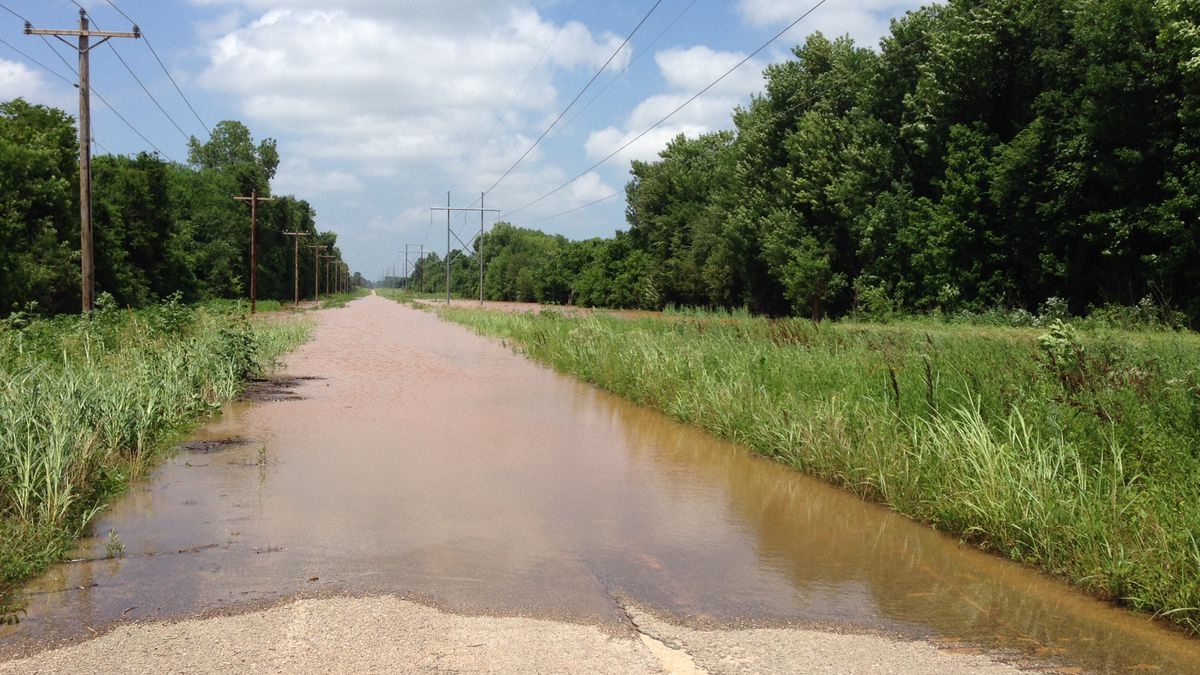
0 295 311 621
444 307 1200 634
316 288 369 309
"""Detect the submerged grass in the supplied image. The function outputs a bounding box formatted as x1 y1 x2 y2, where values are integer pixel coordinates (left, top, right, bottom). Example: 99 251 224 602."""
443 307 1200 635
0 295 312 621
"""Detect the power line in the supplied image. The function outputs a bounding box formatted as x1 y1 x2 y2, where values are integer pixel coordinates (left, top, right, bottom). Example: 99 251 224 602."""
102 0 211 136
482 0 666 198
84 12 191 142
38 34 77 75
0 36 74 85
105 41 190 140
0 1 26 22
33 16 175 161
549 0 700 144
502 0 831 220
515 190 623 226
460 0 582 175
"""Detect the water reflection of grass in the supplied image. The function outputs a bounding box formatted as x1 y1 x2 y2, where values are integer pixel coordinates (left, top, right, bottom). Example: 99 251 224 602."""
445 307 1200 635
0 297 311 622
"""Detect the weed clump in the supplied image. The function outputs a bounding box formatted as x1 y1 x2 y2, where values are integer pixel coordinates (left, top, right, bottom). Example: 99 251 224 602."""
0 296 311 622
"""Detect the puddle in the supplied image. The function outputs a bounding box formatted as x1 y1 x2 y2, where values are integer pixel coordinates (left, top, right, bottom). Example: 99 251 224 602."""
2 296 1197 672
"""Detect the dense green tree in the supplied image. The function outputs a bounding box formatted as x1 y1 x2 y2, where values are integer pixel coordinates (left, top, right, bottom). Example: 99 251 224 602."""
0 104 335 313
481 223 565 301
93 153 194 306
0 100 79 314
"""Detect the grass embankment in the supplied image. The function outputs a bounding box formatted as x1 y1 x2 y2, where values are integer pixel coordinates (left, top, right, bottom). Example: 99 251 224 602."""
0 296 311 621
444 307 1200 634
374 288 450 305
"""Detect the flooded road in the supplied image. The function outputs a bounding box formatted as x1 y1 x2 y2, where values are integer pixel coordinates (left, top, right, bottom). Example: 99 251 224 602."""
3 295 1198 672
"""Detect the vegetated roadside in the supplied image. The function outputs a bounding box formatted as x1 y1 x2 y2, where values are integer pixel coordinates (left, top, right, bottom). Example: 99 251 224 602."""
0 294 313 623
443 305 1200 636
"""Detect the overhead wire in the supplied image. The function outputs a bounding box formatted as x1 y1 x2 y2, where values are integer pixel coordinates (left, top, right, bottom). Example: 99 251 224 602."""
459 0 582 177
36 26 176 161
548 0 700 144
500 0 831 221
82 12 192 142
0 1 25 22
102 0 211 136
481 0 667 198
514 190 623 226
0 35 74 85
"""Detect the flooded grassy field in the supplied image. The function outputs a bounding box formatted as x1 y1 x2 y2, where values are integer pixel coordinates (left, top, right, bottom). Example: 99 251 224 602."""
2 295 1197 672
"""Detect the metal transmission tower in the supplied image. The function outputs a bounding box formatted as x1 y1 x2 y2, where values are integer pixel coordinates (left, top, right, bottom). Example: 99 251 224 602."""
430 192 498 305
25 10 140 313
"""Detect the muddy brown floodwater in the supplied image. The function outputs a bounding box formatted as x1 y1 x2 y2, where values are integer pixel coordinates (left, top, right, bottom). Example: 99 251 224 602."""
3 295 1199 672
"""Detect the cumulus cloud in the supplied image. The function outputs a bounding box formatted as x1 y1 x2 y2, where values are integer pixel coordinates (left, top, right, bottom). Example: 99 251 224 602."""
273 157 365 196
584 46 763 166
738 0 925 50
0 60 73 110
200 7 625 164
191 0 634 268
190 0 515 31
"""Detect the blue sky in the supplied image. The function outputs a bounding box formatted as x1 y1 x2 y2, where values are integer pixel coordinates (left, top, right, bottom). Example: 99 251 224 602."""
1 0 924 281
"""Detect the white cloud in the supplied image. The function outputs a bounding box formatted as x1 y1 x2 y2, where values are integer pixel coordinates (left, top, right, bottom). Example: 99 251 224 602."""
655 46 762 95
200 7 625 165
192 1 633 264
584 46 763 166
273 158 365 196
190 0 514 31
0 60 73 110
738 0 925 50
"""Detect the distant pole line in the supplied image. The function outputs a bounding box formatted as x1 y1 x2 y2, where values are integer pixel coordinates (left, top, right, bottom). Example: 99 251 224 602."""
404 244 423 291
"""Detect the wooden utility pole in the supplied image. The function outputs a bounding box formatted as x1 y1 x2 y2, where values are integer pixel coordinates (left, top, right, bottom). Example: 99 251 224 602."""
26 11 140 313
233 190 275 314
283 232 306 306
321 255 335 297
307 245 325 301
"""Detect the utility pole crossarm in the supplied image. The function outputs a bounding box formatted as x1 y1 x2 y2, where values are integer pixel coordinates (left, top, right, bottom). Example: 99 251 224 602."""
25 26 141 41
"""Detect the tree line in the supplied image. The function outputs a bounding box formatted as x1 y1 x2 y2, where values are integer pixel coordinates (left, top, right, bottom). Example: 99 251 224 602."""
407 0 1199 324
0 100 346 315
